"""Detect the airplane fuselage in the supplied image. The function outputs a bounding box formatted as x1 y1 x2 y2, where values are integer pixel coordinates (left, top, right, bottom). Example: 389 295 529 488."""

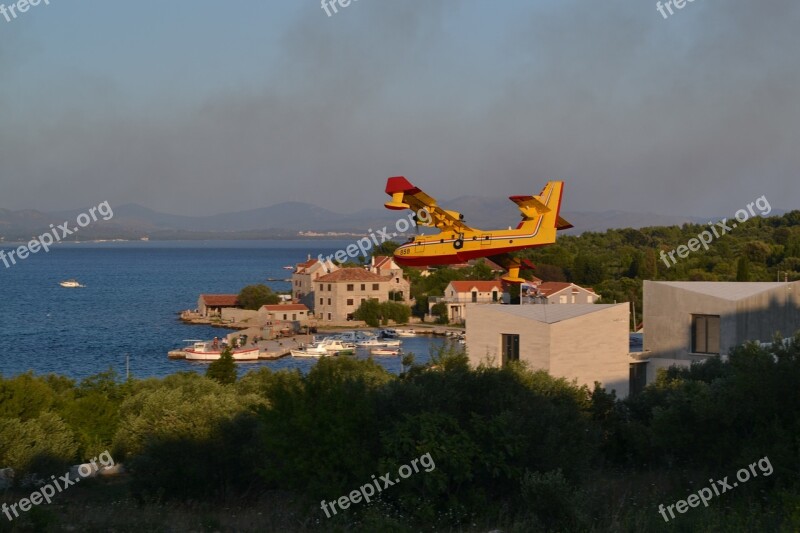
393 217 555 267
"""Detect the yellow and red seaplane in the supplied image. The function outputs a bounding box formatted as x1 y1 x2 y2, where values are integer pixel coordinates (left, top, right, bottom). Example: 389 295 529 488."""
384 176 572 283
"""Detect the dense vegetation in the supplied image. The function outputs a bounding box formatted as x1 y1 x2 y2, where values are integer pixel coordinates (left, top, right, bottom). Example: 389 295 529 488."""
352 300 411 327
237 284 281 310
2 336 800 531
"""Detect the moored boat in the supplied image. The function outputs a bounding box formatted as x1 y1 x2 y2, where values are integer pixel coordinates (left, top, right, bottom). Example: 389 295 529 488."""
370 347 402 356
59 279 85 288
184 342 260 361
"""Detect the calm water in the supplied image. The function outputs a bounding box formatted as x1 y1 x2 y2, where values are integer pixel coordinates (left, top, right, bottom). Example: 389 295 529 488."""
0 241 445 380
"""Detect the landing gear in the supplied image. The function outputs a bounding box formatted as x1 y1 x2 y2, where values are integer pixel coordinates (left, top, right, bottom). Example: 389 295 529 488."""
453 237 464 249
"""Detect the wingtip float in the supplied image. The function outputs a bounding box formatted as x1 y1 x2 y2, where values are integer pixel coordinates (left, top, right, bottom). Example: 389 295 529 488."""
383 176 572 284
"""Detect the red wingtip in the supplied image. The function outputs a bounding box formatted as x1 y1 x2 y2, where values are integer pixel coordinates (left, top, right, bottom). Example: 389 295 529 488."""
385 176 419 196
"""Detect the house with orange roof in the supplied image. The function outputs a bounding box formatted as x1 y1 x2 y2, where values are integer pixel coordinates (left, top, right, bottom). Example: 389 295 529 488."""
530 282 600 304
315 268 394 323
432 280 505 323
291 256 338 312
197 294 241 317
369 255 411 302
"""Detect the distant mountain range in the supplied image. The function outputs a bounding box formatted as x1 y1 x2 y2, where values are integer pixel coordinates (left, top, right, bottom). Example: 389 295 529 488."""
0 198 788 242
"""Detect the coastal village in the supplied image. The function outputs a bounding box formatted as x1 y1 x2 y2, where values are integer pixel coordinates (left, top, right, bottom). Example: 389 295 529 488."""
172 250 800 400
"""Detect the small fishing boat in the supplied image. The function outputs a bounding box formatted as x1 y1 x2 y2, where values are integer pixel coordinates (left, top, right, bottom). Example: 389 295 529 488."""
292 338 355 357
184 342 260 361
356 338 401 348
59 279 85 288
370 347 402 356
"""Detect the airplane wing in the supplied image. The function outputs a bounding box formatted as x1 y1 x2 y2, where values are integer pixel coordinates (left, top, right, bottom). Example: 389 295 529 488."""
488 253 536 275
384 176 472 233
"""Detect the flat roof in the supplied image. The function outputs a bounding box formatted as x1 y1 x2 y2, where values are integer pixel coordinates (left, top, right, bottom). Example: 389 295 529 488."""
470 303 624 324
648 281 795 301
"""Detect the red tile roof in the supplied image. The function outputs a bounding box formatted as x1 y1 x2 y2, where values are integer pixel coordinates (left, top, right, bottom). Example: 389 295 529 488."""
372 256 394 270
200 294 240 307
261 304 309 312
449 281 503 293
537 282 598 297
295 258 319 273
317 268 392 282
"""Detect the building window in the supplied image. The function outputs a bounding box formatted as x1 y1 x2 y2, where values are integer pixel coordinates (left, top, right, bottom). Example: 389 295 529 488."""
283 314 287 320
319 284 323 291
292 313 296 320
629 362 648 396
327 284 331 291
347 284 354 291
319 298 323 305
327 298 331 305
361 284 366 290
501 334 520 366
327 313 331 320
372 284 379 290
347 299 354 306
692 314 720 354
559 295 567 304
472 291 478 303
492 290 498 302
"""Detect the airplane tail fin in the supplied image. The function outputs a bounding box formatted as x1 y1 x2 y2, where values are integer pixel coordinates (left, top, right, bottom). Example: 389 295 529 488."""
509 181 572 231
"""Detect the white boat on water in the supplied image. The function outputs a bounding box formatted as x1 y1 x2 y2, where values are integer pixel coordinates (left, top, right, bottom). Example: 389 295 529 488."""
395 329 417 337
371 347 402 356
356 338 401 347
59 279 85 288
291 338 355 357
283 265 294 270
184 342 260 361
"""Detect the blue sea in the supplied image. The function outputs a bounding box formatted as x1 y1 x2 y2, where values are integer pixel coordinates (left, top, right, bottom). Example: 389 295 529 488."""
0 241 446 381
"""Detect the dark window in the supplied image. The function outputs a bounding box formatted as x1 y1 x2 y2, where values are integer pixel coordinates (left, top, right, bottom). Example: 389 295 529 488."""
347 284 354 291
472 291 478 303
319 298 323 305
327 298 331 305
327 284 331 291
501 334 520 365
629 362 648 396
283 314 287 320
319 284 323 291
361 284 366 290
347 299 354 306
492 290 498 302
372 284 379 290
327 313 331 320
692 314 720 354
292 314 296 320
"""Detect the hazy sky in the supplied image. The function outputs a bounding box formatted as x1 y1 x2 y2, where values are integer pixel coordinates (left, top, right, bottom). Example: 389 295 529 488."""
1 1 798 217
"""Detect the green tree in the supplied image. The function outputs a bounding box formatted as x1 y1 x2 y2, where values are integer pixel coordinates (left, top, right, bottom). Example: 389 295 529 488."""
431 302 448 324
206 346 238 385
237 284 280 310
736 256 750 281
354 299 382 327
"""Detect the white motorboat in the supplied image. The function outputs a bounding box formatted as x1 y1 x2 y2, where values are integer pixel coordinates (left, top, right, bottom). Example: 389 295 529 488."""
395 329 417 337
184 342 259 361
283 265 294 270
292 338 355 357
357 338 401 347
59 279 85 288
370 347 402 356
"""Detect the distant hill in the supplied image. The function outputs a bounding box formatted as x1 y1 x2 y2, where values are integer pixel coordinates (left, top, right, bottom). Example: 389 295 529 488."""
0 199 788 242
